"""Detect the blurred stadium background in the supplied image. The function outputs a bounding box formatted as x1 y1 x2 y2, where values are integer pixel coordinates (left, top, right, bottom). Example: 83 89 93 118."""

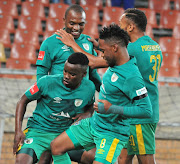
0 0 180 163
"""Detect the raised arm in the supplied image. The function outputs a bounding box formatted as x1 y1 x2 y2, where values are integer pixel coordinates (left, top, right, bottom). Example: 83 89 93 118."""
55 29 108 69
13 94 31 154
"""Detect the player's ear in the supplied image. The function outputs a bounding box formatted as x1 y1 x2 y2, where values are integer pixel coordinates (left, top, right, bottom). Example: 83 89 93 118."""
128 23 135 32
83 71 87 77
113 44 118 52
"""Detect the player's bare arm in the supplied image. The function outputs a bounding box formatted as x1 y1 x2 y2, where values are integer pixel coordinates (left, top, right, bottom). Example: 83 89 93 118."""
13 94 31 154
55 29 108 69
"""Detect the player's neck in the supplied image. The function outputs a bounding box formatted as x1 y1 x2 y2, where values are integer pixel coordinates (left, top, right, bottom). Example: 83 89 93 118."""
130 32 145 43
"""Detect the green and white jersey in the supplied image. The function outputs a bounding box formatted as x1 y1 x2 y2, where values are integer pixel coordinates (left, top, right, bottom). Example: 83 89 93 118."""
36 33 101 91
25 74 95 133
90 57 150 141
128 36 163 124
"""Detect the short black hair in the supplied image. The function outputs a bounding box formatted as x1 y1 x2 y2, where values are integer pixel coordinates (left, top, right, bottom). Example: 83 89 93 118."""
65 4 85 19
124 8 147 32
67 52 89 66
99 24 130 47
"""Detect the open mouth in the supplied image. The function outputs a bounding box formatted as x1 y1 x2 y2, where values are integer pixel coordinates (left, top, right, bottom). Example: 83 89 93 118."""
71 31 80 37
63 79 69 85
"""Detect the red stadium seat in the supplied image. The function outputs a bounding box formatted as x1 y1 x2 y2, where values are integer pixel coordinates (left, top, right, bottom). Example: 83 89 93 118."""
172 25 180 39
18 16 43 34
102 7 124 25
159 37 180 54
0 1 18 18
83 20 99 39
21 1 46 20
138 8 158 28
26 0 50 7
49 3 69 18
14 29 40 49
148 0 170 13
159 10 180 29
146 24 154 40
80 0 103 10
174 0 180 10
83 5 101 23
45 17 65 32
10 43 37 64
0 29 11 48
0 15 15 33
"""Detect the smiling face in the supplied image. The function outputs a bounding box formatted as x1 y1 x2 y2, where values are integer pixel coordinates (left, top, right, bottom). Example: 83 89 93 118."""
99 39 117 67
64 9 86 39
63 61 86 89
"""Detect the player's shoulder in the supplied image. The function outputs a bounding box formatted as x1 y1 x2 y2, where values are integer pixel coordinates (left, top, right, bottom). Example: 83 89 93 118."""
43 34 64 45
82 78 95 90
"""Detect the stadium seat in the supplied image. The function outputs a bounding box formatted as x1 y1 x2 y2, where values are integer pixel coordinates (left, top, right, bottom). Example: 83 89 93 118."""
102 7 124 25
159 10 180 29
45 17 65 32
146 24 154 40
0 1 18 18
137 8 158 28
83 5 101 23
159 37 180 54
148 0 171 13
21 1 46 20
10 43 37 65
0 29 11 48
172 25 180 39
174 0 180 10
49 3 69 18
0 43 6 62
83 20 99 39
105 0 112 7
0 15 15 33
26 0 50 7
14 29 40 49
80 0 103 10
18 16 43 35
43 31 55 40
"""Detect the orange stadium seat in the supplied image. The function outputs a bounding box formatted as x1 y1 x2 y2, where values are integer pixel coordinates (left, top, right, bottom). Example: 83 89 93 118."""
83 20 99 39
49 3 69 18
138 8 158 28
45 17 64 32
102 7 124 25
146 24 154 40
14 29 40 49
18 16 43 35
83 5 101 23
10 43 37 65
148 0 170 13
26 0 50 7
174 0 180 10
159 10 180 29
80 0 103 10
21 1 46 20
0 15 15 33
0 29 11 48
172 25 180 39
105 0 112 7
159 37 180 54
0 1 18 18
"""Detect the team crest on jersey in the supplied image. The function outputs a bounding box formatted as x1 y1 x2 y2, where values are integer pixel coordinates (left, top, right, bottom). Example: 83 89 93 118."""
62 45 70 51
24 138 33 144
53 97 62 103
111 73 118 82
82 43 89 51
74 99 83 107
29 82 39 95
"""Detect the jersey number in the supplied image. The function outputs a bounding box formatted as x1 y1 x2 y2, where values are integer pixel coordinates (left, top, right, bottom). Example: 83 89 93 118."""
149 54 161 82
100 139 106 148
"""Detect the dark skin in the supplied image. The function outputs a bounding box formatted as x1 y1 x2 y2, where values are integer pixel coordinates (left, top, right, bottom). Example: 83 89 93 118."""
13 62 94 164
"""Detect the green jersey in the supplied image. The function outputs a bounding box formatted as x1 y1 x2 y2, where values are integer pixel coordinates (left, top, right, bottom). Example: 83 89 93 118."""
90 57 152 141
25 74 95 133
128 36 163 124
36 33 101 91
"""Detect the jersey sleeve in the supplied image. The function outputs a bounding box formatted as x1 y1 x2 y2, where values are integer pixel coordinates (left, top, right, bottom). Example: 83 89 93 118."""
25 76 47 101
36 39 52 80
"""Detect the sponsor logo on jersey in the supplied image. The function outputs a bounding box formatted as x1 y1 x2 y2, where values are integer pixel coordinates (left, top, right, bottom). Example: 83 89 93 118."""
82 43 89 51
62 45 70 51
74 99 83 107
38 51 45 60
73 120 81 126
52 111 70 118
111 73 118 82
29 82 39 95
24 138 33 144
136 87 147 96
53 97 62 103
97 149 105 154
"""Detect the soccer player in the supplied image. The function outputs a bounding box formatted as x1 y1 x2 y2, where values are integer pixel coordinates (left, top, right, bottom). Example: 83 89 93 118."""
118 8 163 164
13 53 96 164
36 4 102 92
50 24 153 164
